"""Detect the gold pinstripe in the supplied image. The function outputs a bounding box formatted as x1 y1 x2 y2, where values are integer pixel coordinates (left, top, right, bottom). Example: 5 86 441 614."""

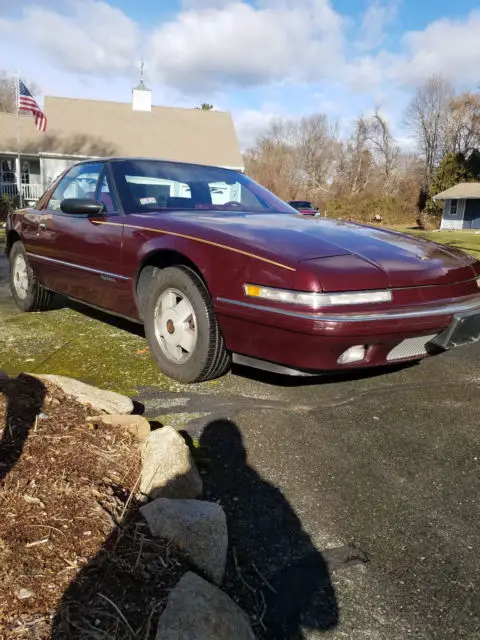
94 220 296 271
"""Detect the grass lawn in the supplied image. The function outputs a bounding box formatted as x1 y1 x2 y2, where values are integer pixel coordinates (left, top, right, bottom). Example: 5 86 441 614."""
390 227 480 259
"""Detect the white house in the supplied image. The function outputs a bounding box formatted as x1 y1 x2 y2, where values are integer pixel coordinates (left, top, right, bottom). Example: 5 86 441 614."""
433 183 480 230
0 83 243 205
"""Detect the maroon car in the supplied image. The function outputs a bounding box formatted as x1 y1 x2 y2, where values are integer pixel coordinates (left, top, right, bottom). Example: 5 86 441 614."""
288 200 320 216
5 158 480 383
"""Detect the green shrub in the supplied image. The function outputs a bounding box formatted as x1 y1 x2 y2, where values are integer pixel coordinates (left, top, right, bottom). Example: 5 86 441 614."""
0 194 19 223
326 194 417 227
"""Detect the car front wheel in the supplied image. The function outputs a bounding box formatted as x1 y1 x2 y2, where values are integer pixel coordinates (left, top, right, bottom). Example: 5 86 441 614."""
9 242 53 312
143 266 231 383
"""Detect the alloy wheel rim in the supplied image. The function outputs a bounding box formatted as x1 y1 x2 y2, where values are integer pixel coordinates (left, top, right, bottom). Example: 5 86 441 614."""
13 255 29 300
154 288 198 364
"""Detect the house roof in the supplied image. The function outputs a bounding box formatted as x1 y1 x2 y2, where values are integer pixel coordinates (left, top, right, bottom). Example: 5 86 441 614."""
432 182 480 201
0 96 243 169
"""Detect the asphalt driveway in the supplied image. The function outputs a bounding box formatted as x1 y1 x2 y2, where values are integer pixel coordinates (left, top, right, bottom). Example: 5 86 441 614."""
1 251 479 639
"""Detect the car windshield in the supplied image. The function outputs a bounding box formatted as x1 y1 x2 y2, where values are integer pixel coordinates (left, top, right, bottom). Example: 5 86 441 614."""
291 201 314 209
111 159 294 215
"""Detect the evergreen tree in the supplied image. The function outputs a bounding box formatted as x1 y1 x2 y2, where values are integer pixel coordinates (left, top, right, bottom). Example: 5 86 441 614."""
425 152 480 216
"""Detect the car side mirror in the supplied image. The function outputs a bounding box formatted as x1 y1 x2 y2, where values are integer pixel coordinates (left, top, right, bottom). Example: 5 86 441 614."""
60 198 105 216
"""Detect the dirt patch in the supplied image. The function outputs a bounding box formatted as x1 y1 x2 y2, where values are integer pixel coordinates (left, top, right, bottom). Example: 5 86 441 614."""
0 374 186 639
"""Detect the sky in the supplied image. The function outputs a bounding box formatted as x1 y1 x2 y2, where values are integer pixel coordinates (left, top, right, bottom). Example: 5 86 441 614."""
0 0 479 150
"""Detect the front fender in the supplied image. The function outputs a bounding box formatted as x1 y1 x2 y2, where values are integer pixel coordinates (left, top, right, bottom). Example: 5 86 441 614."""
127 228 251 300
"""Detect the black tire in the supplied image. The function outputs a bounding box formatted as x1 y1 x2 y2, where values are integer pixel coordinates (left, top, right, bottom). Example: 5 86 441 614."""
143 266 231 383
9 241 53 312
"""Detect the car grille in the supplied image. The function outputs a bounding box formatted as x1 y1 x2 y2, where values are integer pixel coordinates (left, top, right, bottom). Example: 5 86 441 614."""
386 334 438 361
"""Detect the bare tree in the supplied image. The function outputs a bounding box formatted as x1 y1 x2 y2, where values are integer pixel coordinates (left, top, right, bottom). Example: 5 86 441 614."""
364 110 400 191
334 117 374 195
404 74 454 185
294 114 340 195
0 72 41 113
244 113 342 202
444 92 480 155
0 73 16 113
245 104 422 227
244 138 298 201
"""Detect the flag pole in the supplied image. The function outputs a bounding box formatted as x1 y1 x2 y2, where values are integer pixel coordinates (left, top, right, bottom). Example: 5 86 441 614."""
15 73 23 209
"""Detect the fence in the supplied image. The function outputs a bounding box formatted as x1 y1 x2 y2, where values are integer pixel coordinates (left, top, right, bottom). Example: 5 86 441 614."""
0 182 43 202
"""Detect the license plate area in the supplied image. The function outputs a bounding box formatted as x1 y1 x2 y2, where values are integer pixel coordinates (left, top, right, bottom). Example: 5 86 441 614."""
428 309 480 350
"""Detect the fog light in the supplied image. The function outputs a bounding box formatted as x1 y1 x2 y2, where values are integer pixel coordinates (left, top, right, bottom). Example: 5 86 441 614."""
337 345 366 364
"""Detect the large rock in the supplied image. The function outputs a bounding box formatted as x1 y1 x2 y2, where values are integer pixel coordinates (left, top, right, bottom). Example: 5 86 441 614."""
87 414 151 440
140 427 202 500
30 374 133 415
156 572 256 640
140 498 227 584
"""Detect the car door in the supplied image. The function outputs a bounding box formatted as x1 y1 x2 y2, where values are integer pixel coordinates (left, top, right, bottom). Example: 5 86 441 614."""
28 161 129 312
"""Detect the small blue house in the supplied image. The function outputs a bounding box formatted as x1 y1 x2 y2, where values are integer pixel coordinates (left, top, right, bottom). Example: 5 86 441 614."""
434 182 480 230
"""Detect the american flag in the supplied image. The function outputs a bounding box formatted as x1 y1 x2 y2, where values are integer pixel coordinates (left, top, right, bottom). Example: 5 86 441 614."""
18 79 47 133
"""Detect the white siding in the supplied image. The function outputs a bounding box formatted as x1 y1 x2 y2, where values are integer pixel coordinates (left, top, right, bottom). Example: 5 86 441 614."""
40 156 78 189
441 218 462 230
440 198 465 230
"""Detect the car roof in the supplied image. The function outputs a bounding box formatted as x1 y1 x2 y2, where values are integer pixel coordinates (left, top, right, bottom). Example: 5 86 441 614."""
70 157 241 175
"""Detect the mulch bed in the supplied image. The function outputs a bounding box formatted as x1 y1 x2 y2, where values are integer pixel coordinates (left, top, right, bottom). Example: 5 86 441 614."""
0 373 186 640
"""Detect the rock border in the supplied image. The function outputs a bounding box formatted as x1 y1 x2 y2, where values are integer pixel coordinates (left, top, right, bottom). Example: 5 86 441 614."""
27 374 255 639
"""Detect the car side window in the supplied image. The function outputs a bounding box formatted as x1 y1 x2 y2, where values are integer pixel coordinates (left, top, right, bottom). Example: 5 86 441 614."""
47 162 104 212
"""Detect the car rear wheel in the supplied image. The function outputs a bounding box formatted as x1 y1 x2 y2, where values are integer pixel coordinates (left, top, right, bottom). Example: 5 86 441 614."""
143 266 231 383
9 241 53 312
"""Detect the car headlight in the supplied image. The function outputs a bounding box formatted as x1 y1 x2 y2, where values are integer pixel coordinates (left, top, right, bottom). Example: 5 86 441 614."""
244 284 392 308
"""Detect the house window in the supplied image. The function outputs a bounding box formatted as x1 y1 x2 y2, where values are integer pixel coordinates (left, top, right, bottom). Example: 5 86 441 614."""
449 200 458 216
21 161 30 185
0 159 30 184
0 159 16 183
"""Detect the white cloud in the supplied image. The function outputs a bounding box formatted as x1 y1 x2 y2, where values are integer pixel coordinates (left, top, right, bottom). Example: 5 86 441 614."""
1 0 479 100
1 0 480 157
395 10 480 86
395 135 417 153
233 105 286 150
0 0 346 93
180 0 233 8
0 0 139 75
149 0 345 91
344 53 391 91
356 0 399 52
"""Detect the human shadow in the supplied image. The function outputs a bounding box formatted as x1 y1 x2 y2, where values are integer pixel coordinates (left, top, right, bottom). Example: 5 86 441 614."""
0 372 46 485
51 418 340 639
51 491 187 640
198 419 339 639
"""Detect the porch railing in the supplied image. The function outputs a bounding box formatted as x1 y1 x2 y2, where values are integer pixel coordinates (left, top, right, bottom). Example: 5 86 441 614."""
0 182 43 202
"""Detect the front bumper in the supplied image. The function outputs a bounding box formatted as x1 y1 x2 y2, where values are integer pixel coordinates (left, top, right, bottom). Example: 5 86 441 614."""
217 293 480 326
216 294 480 373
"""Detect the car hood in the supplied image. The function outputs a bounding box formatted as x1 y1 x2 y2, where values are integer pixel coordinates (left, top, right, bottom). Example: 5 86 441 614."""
134 212 478 288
